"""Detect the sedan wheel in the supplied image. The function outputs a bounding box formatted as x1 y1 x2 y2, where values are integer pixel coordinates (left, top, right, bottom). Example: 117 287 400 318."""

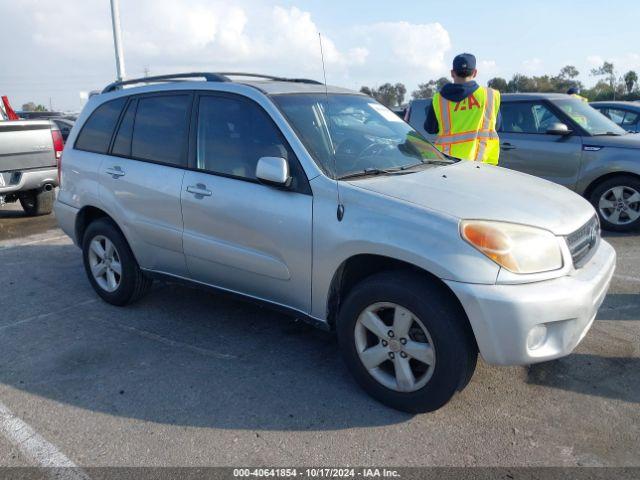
598 185 640 227
354 302 436 392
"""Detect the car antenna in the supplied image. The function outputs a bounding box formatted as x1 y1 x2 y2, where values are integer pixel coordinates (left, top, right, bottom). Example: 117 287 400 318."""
319 32 344 221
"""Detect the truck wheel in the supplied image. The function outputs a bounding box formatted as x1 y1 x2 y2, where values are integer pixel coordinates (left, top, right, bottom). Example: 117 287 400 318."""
82 218 152 306
19 189 54 216
590 176 640 232
337 271 477 413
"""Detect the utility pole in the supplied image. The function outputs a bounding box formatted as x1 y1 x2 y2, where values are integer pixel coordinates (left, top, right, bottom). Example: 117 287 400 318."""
110 0 126 81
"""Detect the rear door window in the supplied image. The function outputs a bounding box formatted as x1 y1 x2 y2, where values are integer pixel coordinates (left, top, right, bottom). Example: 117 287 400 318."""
75 98 126 154
131 94 191 166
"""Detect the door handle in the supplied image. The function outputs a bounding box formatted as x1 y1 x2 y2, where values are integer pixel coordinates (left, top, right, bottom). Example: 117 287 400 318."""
500 142 516 151
186 184 212 197
105 166 125 178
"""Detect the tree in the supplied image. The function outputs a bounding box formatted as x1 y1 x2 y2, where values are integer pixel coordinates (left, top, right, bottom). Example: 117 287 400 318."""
552 65 582 93
359 83 407 107
507 74 536 93
411 77 449 99
623 71 638 95
558 65 580 80
591 61 616 91
488 77 508 92
359 86 374 97
394 83 407 106
21 102 47 112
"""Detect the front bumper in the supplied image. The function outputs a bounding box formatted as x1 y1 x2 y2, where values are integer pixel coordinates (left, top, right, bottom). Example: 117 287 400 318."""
445 239 616 365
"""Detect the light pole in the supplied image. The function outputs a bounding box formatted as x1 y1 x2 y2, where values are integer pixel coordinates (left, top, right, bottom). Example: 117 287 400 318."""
110 0 126 81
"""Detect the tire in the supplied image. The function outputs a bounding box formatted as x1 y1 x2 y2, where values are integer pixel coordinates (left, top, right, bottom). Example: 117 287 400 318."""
82 218 152 306
19 189 54 216
337 271 477 413
590 175 640 232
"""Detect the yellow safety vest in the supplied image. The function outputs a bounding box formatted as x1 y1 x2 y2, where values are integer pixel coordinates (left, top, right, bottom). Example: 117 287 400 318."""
571 93 588 103
433 86 500 165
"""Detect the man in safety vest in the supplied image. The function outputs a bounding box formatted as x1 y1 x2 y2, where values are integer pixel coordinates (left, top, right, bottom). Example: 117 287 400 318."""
567 87 588 102
425 53 501 165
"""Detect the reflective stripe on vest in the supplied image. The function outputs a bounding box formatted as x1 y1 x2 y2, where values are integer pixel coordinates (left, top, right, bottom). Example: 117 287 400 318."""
433 86 500 164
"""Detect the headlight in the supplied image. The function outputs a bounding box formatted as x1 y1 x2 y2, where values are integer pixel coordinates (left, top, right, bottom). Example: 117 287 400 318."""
460 220 563 274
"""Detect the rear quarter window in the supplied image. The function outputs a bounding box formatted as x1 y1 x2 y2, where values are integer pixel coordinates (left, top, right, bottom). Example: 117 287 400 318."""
74 98 127 154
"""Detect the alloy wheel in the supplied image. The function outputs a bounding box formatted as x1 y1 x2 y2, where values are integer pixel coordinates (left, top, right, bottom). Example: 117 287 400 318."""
598 185 640 226
354 302 436 392
88 235 122 292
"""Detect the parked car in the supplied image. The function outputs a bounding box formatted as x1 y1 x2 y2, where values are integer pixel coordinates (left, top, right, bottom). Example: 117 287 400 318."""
51 117 75 142
590 101 640 133
500 94 640 231
406 94 640 231
0 119 62 215
55 73 615 413
17 110 64 120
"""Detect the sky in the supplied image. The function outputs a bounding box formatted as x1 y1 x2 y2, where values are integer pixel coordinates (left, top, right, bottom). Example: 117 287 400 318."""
0 0 638 111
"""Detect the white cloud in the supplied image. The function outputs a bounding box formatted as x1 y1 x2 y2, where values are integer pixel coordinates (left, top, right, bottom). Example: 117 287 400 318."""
0 0 452 109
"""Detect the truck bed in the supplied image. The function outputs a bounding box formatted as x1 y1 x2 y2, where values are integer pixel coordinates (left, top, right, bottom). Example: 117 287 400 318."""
0 120 56 172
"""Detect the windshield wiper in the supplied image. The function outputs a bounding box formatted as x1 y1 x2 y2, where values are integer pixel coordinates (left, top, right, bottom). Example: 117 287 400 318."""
337 166 413 180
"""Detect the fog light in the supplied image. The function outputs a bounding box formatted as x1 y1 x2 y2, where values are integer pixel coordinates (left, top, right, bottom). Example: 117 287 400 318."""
527 325 548 350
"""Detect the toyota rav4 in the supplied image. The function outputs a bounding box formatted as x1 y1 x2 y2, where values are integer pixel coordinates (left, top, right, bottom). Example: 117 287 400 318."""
55 73 616 412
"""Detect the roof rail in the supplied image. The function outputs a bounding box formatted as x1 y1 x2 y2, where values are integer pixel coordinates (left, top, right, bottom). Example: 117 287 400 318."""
102 72 230 93
218 72 323 85
101 71 324 94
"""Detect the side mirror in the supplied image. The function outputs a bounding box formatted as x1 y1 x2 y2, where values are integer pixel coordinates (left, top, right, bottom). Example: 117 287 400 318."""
256 157 291 188
546 122 572 135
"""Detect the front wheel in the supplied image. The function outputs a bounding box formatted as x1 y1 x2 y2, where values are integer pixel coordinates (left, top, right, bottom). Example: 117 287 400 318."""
590 176 640 232
337 271 477 413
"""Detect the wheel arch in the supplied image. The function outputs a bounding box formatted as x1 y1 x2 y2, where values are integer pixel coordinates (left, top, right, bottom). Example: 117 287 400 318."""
326 254 475 343
583 171 640 201
75 205 131 250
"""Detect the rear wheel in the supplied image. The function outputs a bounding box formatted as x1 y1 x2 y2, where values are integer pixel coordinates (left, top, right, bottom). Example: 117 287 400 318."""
337 271 477 413
82 218 152 306
590 176 640 232
19 189 54 216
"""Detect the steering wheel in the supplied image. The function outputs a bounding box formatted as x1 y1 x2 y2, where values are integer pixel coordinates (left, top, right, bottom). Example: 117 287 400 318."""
352 142 390 169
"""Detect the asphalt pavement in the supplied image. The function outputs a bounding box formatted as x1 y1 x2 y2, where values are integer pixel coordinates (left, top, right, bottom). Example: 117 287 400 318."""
0 202 638 468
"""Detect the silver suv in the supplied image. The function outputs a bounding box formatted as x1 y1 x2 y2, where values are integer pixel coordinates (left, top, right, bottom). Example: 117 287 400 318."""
55 73 616 413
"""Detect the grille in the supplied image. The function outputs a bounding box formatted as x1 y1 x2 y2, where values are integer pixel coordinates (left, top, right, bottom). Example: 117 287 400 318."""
566 216 600 267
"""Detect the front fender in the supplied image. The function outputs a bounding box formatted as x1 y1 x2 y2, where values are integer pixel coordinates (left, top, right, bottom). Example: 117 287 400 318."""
309 178 500 320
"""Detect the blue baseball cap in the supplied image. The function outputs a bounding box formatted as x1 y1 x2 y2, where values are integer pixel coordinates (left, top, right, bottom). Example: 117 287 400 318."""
453 53 476 74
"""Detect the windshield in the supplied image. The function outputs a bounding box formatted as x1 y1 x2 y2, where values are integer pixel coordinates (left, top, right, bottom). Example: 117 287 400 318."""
272 94 452 178
555 99 627 136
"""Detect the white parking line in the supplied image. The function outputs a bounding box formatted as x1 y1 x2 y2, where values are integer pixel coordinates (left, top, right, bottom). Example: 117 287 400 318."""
0 230 68 250
0 299 98 332
0 400 90 479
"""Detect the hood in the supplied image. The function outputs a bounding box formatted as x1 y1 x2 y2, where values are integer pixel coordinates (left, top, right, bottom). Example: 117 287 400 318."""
583 132 640 150
348 161 595 235
439 81 479 103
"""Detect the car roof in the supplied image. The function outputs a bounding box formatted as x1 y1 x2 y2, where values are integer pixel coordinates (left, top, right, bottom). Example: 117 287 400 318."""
501 93 575 101
100 72 360 97
240 80 357 95
590 101 640 109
